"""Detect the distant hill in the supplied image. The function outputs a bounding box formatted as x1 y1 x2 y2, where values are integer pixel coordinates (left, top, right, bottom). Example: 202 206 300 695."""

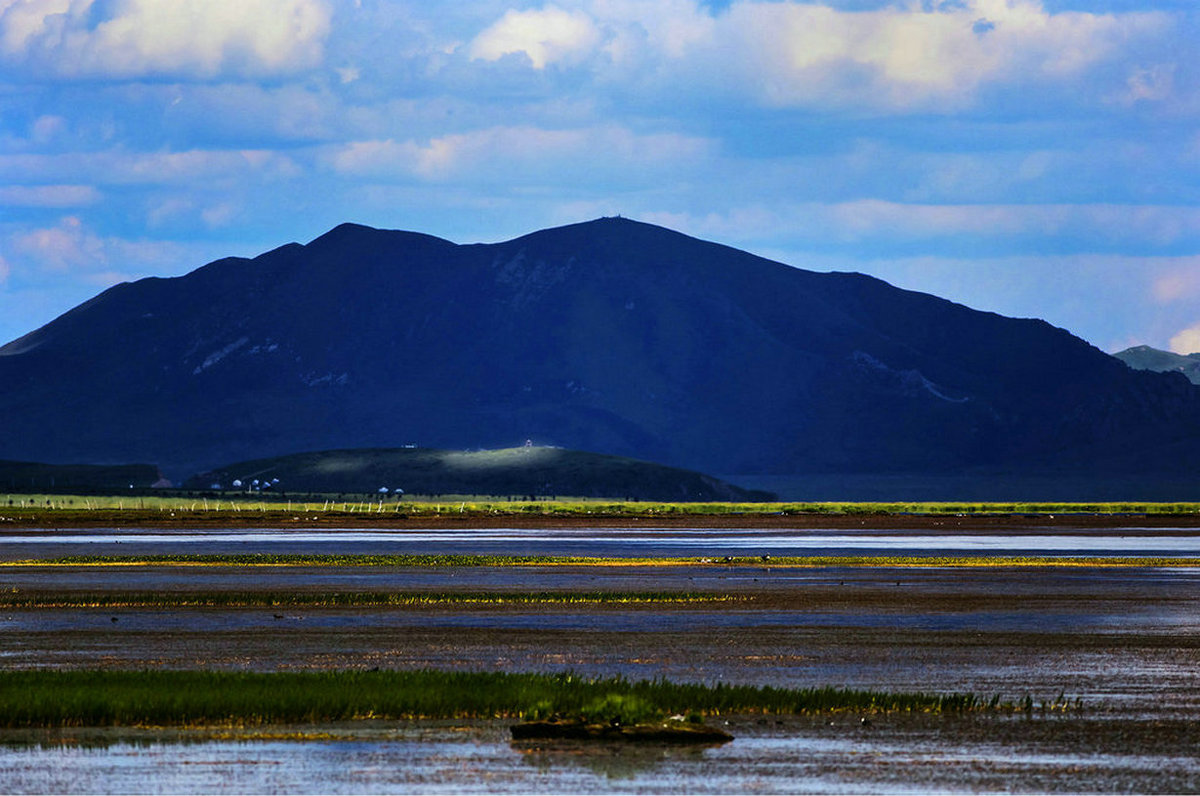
1114 345 1200 386
0 460 162 493
3 217 1200 492
183 446 773 501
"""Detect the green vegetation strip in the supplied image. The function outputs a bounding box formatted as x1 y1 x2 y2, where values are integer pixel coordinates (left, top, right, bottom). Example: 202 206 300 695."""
6 497 1200 516
0 591 736 609
5 553 1196 568
0 670 1018 728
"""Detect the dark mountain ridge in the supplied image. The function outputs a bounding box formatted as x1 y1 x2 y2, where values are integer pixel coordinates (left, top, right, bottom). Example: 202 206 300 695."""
3 217 1199 485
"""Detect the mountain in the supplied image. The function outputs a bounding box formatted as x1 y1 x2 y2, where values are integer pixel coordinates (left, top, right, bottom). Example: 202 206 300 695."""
182 446 773 501
1114 345 1200 386
0 460 162 493
3 217 1200 489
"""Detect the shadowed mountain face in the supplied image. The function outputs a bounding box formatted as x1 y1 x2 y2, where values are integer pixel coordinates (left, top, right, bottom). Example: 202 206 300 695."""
3 217 1199 481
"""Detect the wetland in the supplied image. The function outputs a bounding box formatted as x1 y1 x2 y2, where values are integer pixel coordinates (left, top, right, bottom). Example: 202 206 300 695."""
0 516 1198 792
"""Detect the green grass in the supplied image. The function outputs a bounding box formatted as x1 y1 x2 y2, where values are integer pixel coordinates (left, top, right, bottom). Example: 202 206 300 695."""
0 590 737 608
5 494 1200 516
5 553 1196 568
0 670 1020 728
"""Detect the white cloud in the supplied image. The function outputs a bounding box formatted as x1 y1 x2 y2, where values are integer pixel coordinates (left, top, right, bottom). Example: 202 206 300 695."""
0 149 301 186
1152 269 1200 304
710 0 1168 111
0 185 100 207
146 196 240 229
0 0 332 79
329 125 713 181
11 216 104 272
647 201 1200 248
8 216 187 274
1170 324 1200 355
462 0 1170 113
1119 63 1176 105
469 6 602 69
29 114 65 143
147 198 197 229
0 254 9 284
200 202 239 228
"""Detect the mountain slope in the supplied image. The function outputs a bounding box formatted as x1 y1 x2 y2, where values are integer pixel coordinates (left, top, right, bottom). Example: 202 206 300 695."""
3 217 1199 481
1115 345 1200 386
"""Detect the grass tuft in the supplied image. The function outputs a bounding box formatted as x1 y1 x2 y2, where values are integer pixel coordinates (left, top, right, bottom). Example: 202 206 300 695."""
0 670 1022 728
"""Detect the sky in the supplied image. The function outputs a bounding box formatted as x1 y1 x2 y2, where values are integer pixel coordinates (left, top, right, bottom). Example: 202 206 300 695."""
2 0 1200 354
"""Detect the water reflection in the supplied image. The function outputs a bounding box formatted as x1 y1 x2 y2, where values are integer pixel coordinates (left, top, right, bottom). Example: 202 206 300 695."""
4 528 1200 560
2 717 1197 794
512 739 712 781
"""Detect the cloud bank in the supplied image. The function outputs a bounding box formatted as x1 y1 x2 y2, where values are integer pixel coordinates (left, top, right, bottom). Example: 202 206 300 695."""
0 0 331 79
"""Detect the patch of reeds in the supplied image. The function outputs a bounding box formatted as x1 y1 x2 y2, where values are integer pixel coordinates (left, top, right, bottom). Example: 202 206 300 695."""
0 590 737 609
0 670 1016 728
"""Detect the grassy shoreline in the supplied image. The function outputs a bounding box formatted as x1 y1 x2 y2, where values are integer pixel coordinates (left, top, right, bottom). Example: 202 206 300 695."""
0 670 1026 728
4 496 1200 528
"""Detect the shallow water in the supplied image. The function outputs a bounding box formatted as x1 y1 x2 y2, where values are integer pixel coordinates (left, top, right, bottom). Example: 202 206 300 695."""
1 715 1197 794
4 527 1200 560
2 526 1199 792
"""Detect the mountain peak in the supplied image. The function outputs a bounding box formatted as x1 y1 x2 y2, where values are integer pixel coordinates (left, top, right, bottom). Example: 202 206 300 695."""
504 216 695 247
1114 345 1200 385
305 222 455 252
2 218 1199 486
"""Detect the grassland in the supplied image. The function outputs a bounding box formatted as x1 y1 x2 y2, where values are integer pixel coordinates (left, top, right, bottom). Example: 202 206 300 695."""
0 590 738 609
5 495 1200 533
0 670 1022 728
6 494 1200 516
4 553 1195 568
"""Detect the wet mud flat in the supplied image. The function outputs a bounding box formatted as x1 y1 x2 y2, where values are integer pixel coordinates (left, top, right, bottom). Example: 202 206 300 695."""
3 564 1199 707
1 545 1199 792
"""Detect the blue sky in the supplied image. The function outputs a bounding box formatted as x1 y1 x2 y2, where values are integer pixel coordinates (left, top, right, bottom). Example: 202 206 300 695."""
3 0 1200 354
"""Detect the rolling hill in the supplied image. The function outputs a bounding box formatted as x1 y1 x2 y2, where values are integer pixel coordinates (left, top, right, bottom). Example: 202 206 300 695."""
182 446 773 501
